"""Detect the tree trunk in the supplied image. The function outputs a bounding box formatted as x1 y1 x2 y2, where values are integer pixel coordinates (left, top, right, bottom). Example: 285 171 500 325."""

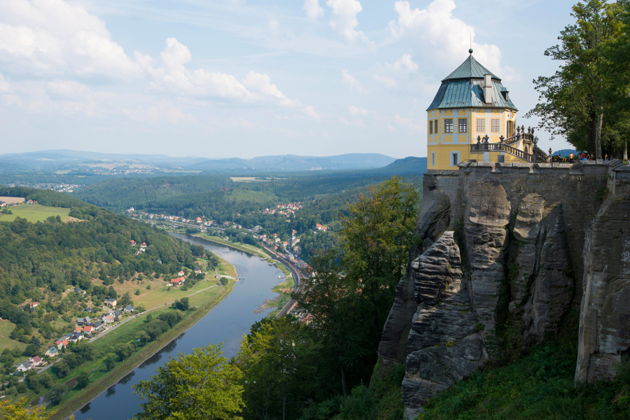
594 109 604 160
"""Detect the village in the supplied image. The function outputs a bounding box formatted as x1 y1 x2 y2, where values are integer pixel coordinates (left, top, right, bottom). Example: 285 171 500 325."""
10 263 199 377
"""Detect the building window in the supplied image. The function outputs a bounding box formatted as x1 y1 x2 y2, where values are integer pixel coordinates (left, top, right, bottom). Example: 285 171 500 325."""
434 120 438 133
429 120 433 134
431 152 435 166
444 119 453 133
458 118 467 133
451 152 459 166
476 118 485 132
491 118 500 133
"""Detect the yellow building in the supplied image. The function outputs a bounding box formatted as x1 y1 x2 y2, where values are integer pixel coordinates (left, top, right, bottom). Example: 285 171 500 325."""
427 50 544 170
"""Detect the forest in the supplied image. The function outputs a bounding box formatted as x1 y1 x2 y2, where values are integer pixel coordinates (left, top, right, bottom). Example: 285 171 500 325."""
0 186 217 406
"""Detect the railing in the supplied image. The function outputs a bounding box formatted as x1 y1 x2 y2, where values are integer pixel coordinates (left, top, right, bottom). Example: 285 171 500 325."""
470 143 548 163
504 126 535 145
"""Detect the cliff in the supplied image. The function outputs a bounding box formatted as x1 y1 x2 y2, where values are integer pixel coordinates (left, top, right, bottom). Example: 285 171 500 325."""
377 161 630 419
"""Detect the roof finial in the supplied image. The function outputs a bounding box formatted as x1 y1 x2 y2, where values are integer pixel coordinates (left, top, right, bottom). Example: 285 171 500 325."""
469 48 473 55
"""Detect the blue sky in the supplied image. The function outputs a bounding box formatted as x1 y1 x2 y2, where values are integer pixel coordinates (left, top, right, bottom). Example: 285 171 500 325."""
0 0 575 158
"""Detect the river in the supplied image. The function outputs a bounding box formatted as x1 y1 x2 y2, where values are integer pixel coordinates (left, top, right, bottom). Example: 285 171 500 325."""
74 236 283 419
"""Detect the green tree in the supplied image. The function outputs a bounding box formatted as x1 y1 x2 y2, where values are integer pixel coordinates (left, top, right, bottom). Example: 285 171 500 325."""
75 372 90 389
134 345 244 420
296 177 418 393
235 317 325 420
528 0 627 158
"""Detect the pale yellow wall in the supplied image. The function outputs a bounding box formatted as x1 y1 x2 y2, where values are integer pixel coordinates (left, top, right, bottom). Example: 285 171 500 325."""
427 107 519 170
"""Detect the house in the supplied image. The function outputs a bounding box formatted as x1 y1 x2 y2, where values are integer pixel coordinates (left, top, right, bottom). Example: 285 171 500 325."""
76 317 91 325
104 298 117 308
45 346 59 358
31 356 43 367
15 360 33 373
74 287 86 295
69 333 84 343
102 314 115 324
83 325 94 334
74 326 83 333
426 50 545 170
177 270 185 277
55 338 69 349
123 304 134 313
28 301 39 309
170 277 186 286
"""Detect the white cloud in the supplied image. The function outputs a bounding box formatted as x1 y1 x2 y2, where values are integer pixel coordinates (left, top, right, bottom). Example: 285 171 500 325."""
341 69 366 93
0 73 9 92
391 114 420 131
326 0 365 42
348 105 368 116
0 1 302 119
0 0 140 78
302 105 320 119
304 0 324 20
390 53 418 73
389 0 505 73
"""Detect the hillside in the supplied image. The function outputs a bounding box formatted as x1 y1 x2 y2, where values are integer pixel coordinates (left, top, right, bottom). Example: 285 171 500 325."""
0 186 227 409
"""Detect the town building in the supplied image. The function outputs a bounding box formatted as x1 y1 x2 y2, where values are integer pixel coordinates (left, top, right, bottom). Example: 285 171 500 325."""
427 50 545 170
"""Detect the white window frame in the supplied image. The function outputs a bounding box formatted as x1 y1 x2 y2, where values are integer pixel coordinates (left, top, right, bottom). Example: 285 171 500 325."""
491 118 500 133
431 152 436 167
458 118 467 133
476 118 485 132
444 118 454 133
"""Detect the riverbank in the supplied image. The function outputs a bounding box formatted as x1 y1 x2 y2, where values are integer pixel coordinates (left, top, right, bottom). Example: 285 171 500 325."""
49 255 238 420
191 234 296 313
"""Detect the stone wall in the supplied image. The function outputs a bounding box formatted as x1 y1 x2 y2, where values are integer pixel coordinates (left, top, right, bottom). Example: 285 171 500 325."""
378 161 630 418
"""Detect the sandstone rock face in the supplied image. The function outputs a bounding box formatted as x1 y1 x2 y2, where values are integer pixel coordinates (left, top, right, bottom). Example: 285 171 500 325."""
575 182 630 383
379 187 451 363
401 232 487 419
463 181 510 339
378 162 629 416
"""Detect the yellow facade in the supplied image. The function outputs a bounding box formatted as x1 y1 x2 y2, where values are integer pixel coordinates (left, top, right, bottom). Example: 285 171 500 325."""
427 108 518 170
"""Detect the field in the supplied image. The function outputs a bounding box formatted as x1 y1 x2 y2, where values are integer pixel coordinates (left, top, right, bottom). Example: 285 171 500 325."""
0 203 73 222
49 254 238 419
0 320 25 351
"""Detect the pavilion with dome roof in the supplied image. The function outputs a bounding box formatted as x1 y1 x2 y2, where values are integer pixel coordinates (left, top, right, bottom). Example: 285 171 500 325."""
426 50 546 170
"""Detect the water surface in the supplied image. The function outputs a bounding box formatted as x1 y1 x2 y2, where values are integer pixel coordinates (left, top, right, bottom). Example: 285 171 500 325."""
75 237 280 419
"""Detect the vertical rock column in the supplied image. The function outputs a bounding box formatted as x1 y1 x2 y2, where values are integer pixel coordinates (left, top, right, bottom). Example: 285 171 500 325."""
402 232 487 419
463 180 511 339
575 179 630 383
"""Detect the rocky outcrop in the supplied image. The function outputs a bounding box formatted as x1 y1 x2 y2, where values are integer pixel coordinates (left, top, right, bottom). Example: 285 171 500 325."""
463 180 510 339
378 184 451 364
402 232 487 420
575 168 630 383
378 162 630 417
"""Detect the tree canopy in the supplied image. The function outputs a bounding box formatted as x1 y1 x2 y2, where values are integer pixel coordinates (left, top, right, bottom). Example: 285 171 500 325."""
528 0 629 158
134 345 244 420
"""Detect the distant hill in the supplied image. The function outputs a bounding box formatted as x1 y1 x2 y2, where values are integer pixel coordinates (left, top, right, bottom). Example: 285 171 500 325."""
373 156 426 175
191 153 396 172
0 150 396 174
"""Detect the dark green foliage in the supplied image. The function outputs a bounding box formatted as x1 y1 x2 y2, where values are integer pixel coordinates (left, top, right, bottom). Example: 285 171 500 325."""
0 186 198 304
135 345 244 420
46 384 66 406
420 339 630 420
527 0 629 158
172 297 189 311
75 372 90 389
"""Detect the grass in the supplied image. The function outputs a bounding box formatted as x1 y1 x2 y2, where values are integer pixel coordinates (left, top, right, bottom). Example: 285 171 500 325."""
419 338 630 420
45 254 238 419
0 320 25 351
0 204 73 223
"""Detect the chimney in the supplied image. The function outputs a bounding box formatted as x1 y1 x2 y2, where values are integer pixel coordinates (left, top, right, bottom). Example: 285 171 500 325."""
483 74 493 104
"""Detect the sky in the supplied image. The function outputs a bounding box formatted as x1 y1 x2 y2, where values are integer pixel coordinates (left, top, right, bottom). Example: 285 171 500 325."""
0 0 577 159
